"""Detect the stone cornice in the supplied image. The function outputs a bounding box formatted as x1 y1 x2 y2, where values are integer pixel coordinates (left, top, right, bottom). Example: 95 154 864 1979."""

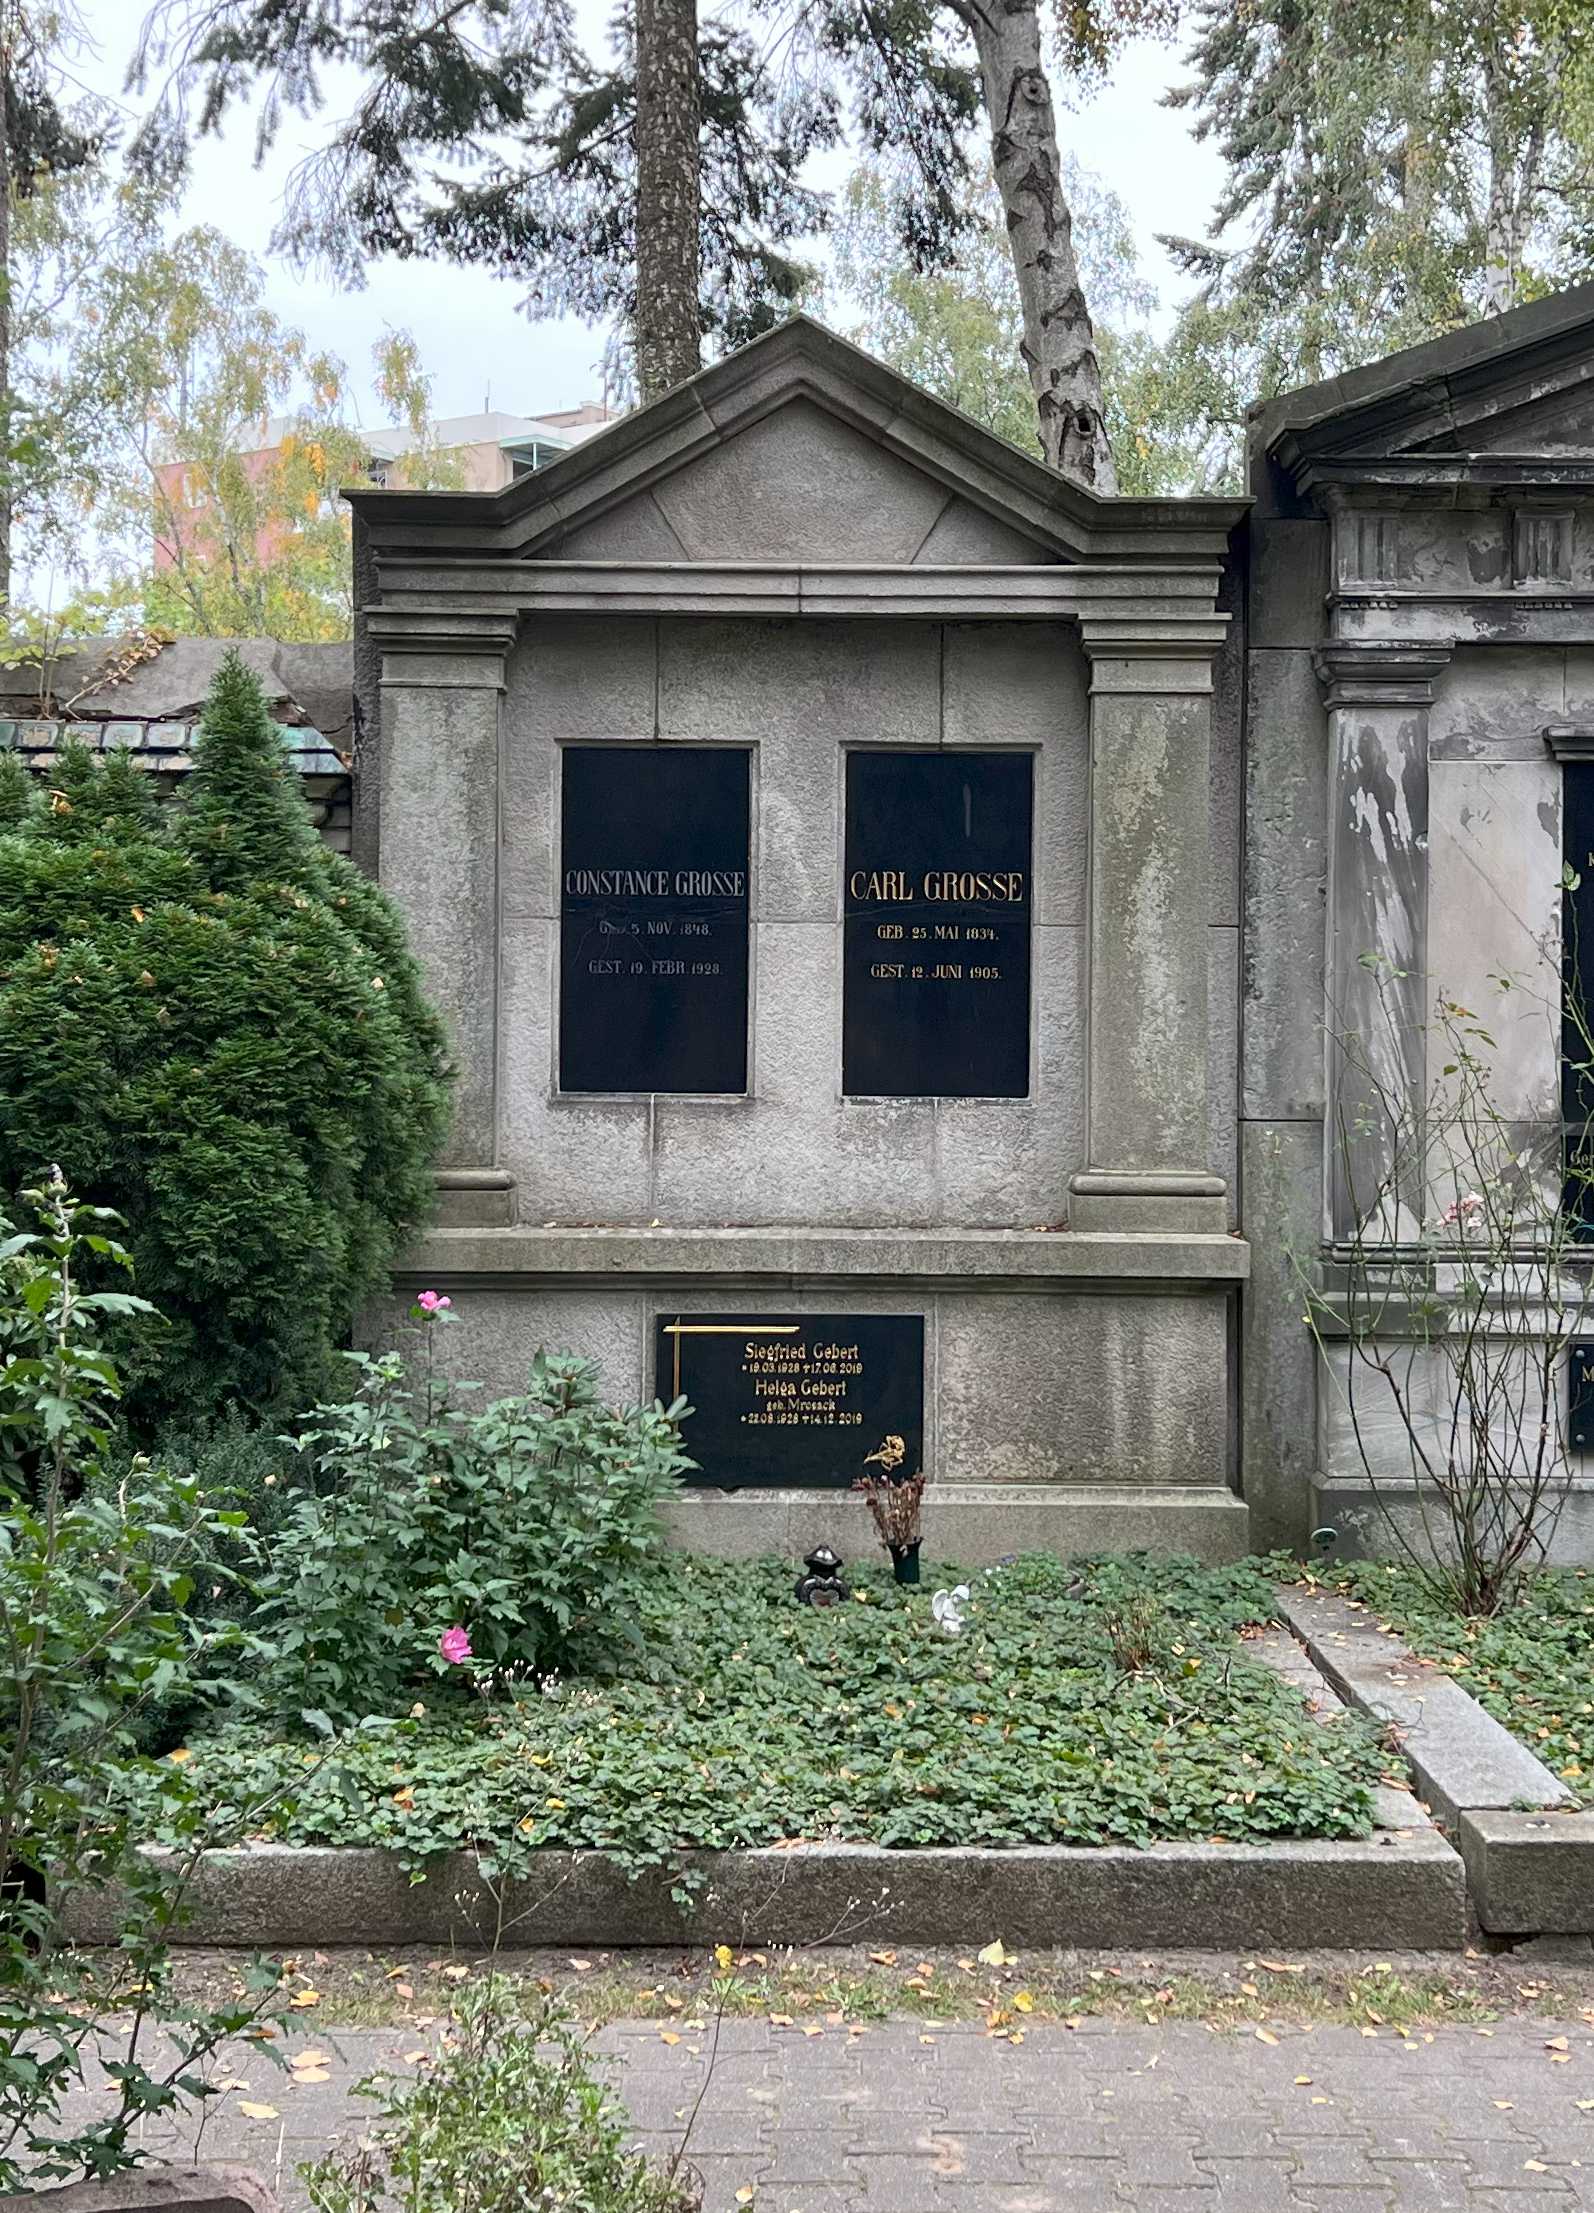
365 609 519 655
393 1222 1252 1288
1315 639 1456 710
1544 724 1594 762
365 561 1230 632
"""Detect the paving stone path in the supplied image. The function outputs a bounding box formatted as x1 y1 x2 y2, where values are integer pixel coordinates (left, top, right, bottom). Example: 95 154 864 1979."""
64 2015 1594 2211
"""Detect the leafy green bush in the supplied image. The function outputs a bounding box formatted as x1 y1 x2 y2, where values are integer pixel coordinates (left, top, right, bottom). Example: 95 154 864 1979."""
302 1977 698 2213
145 1551 1388 1875
0 651 451 1431
254 1329 691 1726
0 1173 279 2191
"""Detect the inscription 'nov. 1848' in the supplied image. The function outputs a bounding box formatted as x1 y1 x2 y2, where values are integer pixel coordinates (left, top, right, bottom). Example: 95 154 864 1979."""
843 750 1033 1098
658 1313 926 1489
559 746 750 1094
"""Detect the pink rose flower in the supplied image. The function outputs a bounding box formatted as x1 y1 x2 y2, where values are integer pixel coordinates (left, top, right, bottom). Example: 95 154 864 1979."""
417 1290 452 1313
438 1625 472 1665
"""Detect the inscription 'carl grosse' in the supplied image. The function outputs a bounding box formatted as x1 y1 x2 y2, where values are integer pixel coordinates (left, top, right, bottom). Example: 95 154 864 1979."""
848 869 1026 903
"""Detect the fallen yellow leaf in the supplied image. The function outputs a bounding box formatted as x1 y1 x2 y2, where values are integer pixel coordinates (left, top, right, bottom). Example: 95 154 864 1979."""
238 2102 278 2121
290 1990 320 2009
1254 2028 1278 2046
977 1940 1009 1967
1012 1991 1035 2013
735 2190 756 2205
291 2067 331 2085
1294 2076 1312 2086
290 2050 328 2070
659 2031 681 2046
1525 2161 1549 2174
714 1945 734 1970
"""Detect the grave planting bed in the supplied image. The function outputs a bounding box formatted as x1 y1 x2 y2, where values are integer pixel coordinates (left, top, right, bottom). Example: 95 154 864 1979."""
132 1555 1388 1873
88 1554 1471 1951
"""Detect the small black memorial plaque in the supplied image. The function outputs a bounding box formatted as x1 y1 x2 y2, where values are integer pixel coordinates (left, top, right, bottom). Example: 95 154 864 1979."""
1570 1342 1594 1452
657 1312 925 1489
560 746 750 1094
843 749 1032 1098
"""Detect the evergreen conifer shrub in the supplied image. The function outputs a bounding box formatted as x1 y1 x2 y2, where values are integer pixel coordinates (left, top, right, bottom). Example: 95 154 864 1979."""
0 652 452 1429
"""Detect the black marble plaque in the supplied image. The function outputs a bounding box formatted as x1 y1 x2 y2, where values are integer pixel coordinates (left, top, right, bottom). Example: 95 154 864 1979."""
560 746 750 1094
1570 1342 1594 1452
657 1312 925 1489
843 750 1032 1098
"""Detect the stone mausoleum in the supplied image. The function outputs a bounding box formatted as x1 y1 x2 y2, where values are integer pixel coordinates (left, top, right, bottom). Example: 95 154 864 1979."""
349 288 1594 1564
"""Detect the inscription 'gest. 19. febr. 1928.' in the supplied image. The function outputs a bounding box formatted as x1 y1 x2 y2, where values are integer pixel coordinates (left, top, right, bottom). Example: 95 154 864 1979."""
658 1313 926 1488
559 745 751 1095
843 749 1033 1099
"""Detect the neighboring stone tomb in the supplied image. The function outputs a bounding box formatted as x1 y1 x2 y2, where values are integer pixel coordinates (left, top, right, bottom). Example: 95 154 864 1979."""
351 293 1594 1563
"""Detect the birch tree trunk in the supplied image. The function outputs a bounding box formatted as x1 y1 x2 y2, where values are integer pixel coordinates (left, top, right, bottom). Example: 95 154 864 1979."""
634 0 702 403
965 0 1116 490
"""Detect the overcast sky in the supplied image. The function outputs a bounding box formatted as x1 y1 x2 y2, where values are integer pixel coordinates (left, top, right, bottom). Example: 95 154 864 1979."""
64 1 1226 427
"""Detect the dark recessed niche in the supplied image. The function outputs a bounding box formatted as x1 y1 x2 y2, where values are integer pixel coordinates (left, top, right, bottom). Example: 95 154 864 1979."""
559 745 750 1095
843 749 1032 1098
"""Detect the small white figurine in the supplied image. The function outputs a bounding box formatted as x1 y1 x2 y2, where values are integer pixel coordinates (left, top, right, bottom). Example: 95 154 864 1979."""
930 1583 971 1636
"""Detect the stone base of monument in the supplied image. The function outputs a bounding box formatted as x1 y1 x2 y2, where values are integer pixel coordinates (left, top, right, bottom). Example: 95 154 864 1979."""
664 1482 1251 1565
1308 1476 1594 1567
380 1222 1254 1561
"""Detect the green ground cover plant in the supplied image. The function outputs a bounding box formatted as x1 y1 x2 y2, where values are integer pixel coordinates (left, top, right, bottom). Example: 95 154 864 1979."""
1292 1558 1593 1796
135 1553 1389 1876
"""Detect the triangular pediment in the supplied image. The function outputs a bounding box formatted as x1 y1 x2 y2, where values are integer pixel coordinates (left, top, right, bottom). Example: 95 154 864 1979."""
347 316 1244 567
1259 281 1594 484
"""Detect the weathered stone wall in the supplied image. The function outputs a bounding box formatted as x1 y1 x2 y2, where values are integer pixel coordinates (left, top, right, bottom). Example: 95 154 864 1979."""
498 612 1093 1230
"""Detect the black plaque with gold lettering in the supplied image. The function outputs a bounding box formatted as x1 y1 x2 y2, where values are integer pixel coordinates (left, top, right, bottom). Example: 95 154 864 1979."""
657 1312 925 1489
843 750 1032 1098
560 745 750 1094
1570 1341 1594 1452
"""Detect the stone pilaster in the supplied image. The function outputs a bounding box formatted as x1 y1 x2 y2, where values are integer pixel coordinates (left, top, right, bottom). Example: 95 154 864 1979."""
369 609 519 1220
1315 640 1453 1240
1071 620 1229 1232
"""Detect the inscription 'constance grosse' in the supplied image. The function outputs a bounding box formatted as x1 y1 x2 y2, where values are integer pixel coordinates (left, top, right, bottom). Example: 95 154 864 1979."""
564 868 748 898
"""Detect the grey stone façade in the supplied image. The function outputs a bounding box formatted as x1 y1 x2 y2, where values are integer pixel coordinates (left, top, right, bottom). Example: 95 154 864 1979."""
351 294 1594 1560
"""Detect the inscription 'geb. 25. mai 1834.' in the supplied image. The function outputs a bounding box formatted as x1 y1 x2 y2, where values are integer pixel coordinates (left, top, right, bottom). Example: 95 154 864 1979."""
559 745 750 1095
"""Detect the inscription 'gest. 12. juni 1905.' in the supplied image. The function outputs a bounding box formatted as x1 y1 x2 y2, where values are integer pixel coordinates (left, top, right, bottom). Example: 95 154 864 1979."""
559 745 750 1094
843 749 1033 1098
657 1313 926 1489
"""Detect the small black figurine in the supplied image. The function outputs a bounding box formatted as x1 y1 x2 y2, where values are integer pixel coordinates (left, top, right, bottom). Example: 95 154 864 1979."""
795 1543 848 1607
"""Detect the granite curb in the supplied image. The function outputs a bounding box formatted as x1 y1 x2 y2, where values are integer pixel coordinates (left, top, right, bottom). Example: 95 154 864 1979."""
1276 1587 1594 1937
63 1826 1466 1953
